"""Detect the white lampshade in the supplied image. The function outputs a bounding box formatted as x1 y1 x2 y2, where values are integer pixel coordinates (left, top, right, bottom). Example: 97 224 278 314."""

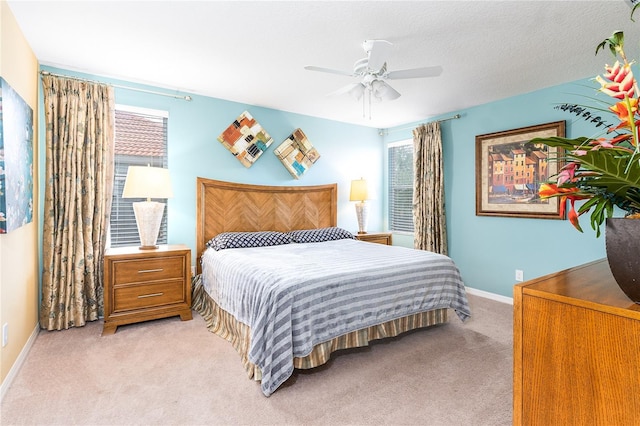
122 166 173 200
122 166 173 250
349 178 369 202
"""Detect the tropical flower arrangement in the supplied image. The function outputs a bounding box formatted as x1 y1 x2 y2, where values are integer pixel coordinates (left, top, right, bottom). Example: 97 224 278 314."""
531 30 640 237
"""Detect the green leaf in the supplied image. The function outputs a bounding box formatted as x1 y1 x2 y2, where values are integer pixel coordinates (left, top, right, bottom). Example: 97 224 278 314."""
530 135 640 236
633 4 640 22
590 198 609 237
595 31 624 57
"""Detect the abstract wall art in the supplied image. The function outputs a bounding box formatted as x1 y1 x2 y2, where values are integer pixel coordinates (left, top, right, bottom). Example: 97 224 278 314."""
0 77 34 234
217 111 273 168
274 128 320 179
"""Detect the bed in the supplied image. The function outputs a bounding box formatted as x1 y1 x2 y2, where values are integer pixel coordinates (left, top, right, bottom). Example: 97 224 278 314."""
192 177 471 396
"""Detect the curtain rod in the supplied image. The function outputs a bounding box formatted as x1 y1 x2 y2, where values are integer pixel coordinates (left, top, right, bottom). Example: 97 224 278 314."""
39 70 192 101
378 114 461 136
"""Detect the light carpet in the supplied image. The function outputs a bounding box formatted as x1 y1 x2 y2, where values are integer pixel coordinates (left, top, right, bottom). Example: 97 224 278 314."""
1 294 513 425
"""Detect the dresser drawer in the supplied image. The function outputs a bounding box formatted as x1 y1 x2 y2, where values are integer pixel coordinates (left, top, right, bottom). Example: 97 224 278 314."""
113 256 184 284
113 280 185 312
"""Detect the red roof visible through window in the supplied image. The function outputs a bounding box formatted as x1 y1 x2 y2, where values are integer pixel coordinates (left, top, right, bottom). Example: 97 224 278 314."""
115 110 166 157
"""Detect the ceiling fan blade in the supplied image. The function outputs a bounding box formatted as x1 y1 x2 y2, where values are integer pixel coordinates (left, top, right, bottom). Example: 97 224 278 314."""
386 65 443 80
327 82 365 100
365 40 392 73
304 65 354 77
371 80 401 101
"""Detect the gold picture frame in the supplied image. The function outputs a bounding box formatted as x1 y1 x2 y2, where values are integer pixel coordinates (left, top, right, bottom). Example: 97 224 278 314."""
475 121 565 219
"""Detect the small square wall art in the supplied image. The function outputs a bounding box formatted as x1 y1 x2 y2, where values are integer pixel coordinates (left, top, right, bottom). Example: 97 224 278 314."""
217 111 273 168
0 77 34 234
274 128 320 179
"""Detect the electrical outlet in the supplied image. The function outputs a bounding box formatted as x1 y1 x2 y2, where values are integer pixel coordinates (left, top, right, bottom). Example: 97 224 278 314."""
2 323 8 347
515 269 524 282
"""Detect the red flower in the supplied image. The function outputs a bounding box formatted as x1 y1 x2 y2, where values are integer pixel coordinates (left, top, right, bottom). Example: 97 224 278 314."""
539 184 590 232
589 135 635 152
597 61 636 99
532 30 640 237
556 162 579 185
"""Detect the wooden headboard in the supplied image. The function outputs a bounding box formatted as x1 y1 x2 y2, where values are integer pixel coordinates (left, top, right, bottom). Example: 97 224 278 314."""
196 177 337 270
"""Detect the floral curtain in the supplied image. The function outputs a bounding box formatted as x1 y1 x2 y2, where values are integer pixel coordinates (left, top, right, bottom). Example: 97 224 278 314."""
40 75 115 330
412 121 447 255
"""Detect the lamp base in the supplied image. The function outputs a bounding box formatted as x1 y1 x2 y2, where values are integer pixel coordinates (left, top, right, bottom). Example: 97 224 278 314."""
132 201 165 250
355 201 369 234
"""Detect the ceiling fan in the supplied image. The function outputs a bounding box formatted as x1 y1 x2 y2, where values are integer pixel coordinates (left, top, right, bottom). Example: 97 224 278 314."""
304 40 443 112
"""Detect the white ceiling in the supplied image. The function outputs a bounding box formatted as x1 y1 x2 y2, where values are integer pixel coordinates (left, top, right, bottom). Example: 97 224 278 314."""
7 1 640 129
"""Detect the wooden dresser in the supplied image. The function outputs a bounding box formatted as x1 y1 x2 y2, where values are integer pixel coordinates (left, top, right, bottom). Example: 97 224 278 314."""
513 259 640 425
355 232 392 245
103 244 192 335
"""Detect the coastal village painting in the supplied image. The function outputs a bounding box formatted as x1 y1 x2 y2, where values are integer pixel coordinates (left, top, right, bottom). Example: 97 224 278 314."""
476 121 564 219
486 141 549 205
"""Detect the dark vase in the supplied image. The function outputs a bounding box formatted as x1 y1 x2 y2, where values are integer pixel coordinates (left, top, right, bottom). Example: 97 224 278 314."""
605 217 640 304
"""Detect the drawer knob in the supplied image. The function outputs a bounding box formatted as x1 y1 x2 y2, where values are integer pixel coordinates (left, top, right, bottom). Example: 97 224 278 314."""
138 268 163 274
137 292 164 299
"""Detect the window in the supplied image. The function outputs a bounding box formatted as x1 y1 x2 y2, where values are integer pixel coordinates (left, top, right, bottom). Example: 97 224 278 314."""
109 106 169 248
388 140 414 233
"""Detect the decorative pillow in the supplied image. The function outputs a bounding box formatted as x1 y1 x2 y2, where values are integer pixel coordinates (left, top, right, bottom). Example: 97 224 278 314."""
287 227 355 243
206 231 293 251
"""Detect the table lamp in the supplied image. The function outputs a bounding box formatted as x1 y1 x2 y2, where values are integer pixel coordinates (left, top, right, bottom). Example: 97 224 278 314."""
122 165 173 249
349 178 369 234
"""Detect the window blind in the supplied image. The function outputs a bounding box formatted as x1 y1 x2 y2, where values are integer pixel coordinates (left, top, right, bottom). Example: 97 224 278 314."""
110 108 168 247
388 141 414 232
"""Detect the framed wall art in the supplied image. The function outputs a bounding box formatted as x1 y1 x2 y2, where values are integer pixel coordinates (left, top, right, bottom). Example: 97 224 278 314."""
475 121 565 219
217 111 273 168
0 77 34 234
274 128 320 179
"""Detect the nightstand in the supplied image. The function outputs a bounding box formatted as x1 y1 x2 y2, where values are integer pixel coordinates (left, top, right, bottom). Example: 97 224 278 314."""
355 232 392 245
103 244 192 335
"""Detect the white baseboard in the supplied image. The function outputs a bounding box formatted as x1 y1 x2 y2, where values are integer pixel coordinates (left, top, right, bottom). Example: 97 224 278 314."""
0 324 39 402
465 286 514 305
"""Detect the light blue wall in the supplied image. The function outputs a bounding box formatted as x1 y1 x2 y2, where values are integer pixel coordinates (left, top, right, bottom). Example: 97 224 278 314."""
39 65 609 299
383 79 608 297
38 66 383 268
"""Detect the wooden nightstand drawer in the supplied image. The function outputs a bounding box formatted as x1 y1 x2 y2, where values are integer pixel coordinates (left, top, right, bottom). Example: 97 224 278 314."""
355 232 392 245
103 245 192 335
113 256 185 284
113 280 186 312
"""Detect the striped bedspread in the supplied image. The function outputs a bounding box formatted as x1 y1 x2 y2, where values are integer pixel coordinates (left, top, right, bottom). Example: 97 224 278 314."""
201 239 471 396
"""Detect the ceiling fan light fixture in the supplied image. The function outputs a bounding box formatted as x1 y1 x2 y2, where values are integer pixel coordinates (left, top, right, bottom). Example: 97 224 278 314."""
371 80 400 101
371 80 384 101
304 38 441 116
348 83 366 100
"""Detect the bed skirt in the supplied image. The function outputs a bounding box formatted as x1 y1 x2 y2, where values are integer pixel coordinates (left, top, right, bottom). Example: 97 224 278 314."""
192 275 449 382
